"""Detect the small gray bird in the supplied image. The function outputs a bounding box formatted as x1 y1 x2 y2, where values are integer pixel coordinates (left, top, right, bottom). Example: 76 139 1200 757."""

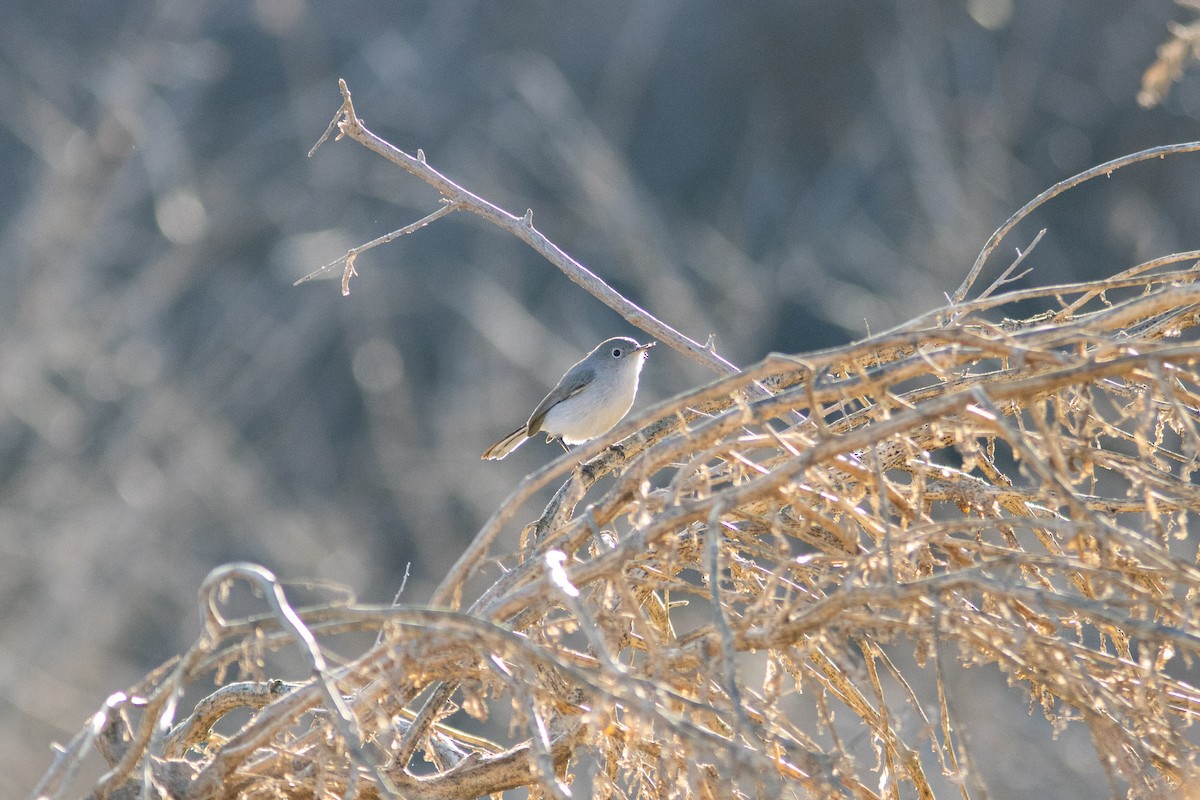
482 337 655 460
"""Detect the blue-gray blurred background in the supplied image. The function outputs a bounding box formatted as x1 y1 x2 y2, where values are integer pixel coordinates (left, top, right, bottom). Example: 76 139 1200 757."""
3 1 1198 797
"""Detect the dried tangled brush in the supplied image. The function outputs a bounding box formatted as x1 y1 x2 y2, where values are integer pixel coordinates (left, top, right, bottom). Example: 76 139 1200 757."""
32 86 1200 800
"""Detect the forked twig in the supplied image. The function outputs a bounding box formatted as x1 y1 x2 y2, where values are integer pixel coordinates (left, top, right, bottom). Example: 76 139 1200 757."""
304 79 739 376
953 141 1200 304
294 202 462 295
973 227 1045 303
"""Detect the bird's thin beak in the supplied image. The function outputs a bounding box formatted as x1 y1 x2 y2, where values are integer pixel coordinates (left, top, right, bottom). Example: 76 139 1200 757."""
636 341 657 353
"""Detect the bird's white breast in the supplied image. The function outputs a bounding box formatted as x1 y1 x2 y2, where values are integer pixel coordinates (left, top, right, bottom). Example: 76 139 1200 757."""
540 357 644 444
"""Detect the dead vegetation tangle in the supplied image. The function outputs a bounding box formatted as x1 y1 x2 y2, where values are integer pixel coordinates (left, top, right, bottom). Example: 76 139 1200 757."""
30 87 1200 800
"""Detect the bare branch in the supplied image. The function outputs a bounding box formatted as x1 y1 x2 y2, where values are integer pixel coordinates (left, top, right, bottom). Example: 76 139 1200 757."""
973 227 1045 302
293 202 462 294
953 141 1200 304
306 79 739 376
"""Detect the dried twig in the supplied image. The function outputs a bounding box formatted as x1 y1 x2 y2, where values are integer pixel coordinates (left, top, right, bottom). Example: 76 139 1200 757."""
951 141 1200 305
293 202 462 295
302 79 739 377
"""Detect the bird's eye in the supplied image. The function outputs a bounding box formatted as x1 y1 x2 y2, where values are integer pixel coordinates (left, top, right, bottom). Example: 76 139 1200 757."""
612 348 623 357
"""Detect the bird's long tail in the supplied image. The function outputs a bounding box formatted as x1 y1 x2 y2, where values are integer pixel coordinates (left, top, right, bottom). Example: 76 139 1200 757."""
481 426 530 460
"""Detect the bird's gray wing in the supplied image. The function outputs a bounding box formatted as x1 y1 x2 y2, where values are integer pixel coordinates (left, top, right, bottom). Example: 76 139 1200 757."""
527 363 595 435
